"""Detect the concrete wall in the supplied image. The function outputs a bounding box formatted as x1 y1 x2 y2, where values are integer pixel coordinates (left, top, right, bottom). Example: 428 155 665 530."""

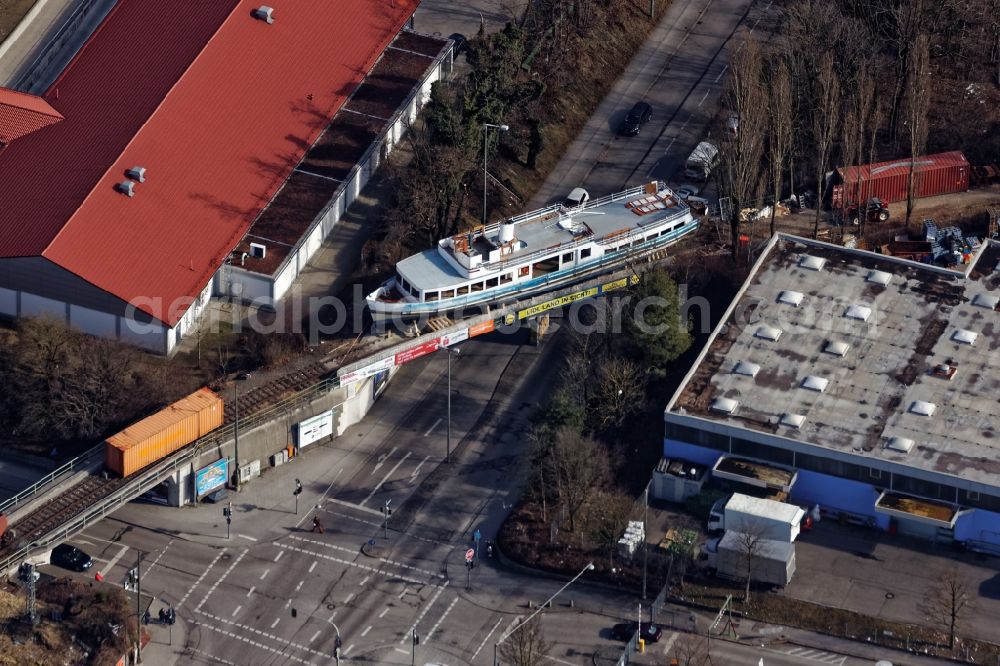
788 468 889 530
165 371 386 506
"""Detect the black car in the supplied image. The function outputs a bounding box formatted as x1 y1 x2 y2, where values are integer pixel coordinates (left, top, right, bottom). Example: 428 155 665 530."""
51 544 94 572
610 622 663 643
621 101 652 136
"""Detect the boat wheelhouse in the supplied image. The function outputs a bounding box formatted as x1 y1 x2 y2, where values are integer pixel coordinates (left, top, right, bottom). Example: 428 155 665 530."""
366 181 698 321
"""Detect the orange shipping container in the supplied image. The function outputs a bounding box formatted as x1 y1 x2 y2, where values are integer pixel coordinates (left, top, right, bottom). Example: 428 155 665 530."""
105 387 224 477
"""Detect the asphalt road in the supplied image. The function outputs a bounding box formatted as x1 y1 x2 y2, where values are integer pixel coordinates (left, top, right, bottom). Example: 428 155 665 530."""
528 0 766 209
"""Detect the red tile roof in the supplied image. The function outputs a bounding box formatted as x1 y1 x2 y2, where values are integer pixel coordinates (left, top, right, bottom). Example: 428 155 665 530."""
0 87 63 144
0 0 419 326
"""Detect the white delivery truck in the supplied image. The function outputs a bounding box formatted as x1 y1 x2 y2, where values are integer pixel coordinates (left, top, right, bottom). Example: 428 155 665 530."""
707 493 806 542
683 141 719 181
704 531 796 587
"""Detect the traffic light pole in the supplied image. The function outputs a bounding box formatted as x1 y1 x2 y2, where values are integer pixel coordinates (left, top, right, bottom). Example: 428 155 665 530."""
331 623 342 665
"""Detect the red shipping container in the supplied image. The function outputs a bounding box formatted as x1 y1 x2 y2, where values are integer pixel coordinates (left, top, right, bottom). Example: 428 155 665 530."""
832 151 969 208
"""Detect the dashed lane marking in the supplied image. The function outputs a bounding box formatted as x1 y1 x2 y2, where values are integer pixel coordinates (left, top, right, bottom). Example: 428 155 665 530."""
362 451 412 505
309 629 322 644
662 632 678 655
544 656 577 666
344 643 355 656
411 455 430 479
309 561 317 573
322 497 383 517
100 544 129 578
143 538 174 577
379 607 389 618
198 619 313 664
277 540 431 586
178 549 227 608
290 535 445 579
259 568 270 581
274 551 284 562
231 605 242 617
401 581 450 644
361 625 372 637
197 548 248 612
238 534 258 542
714 64 728 83
423 419 441 437
425 595 458 644
271 617 280 629
246 586 255 598
395 648 409 655
345 593 355 604
190 648 238 666
359 575 370 586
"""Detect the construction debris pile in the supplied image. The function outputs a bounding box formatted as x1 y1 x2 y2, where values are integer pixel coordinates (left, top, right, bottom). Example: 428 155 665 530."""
923 220 982 266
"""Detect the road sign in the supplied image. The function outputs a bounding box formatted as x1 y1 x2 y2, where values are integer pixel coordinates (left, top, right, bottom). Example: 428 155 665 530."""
473 529 481 542
465 548 475 562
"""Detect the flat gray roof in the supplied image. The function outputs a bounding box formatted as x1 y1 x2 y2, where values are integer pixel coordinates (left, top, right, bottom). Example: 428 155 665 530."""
667 235 1000 487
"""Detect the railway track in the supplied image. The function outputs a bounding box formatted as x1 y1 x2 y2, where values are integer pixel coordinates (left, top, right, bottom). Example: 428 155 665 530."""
0 475 126 560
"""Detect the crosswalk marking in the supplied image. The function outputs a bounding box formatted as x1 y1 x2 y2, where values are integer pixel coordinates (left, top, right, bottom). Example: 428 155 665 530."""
784 646 847 665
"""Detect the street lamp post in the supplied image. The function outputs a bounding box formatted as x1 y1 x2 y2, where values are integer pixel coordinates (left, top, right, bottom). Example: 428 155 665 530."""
436 344 460 464
482 123 509 225
494 562 594 666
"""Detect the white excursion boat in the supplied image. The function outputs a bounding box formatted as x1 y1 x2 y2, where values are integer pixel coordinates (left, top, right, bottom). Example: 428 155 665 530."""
366 181 698 321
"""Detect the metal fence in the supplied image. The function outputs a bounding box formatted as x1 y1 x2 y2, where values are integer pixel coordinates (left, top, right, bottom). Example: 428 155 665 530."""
0 444 103 518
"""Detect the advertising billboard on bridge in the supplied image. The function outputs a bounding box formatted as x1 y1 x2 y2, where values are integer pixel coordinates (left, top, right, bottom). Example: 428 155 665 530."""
195 458 228 498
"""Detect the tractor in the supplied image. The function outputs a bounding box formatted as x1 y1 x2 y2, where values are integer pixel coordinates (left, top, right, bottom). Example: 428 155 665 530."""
845 197 890 225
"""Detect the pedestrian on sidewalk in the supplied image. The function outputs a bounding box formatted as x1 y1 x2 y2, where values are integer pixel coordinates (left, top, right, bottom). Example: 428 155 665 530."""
312 515 324 533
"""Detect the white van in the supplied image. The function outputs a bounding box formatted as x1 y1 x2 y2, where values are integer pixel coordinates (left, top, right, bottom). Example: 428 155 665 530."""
683 141 719 181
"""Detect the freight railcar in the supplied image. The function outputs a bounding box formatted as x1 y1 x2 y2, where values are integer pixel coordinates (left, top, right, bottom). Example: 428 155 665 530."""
105 387 224 477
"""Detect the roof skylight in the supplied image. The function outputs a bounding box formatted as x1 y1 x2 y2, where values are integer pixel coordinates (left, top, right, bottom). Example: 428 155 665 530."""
844 304 872 321
972 293 999 310
909 400 936 416
780 413 806 429
755 325 782 341
824 340 850 357
733 361 761 378
951 329 978 345
885 436 915 453
711 397 739 414
778 290 804 306
867 270 892 286
801 375 829 392
799 255 826 271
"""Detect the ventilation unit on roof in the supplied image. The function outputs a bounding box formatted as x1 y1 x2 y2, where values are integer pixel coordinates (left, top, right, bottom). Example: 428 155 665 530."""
972 293 999 310
733 361 761 378
885 436 915 453
867 270 892 286
755 325 782 341
844 304 872 321
710 397 738 414
780 413 806 429
116 181 135 197
798 255 826 271
252 6 274 23
824 340 850 357
126 166 146 182
778 290 803 306
249 243 267 259
909 400 936 416
801 375 829 392
931 363 957 380
951 329 977 345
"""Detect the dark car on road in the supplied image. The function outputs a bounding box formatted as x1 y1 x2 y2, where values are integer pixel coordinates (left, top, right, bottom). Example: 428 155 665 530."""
621 101 652 136
51 544 94 572
611 622 663 643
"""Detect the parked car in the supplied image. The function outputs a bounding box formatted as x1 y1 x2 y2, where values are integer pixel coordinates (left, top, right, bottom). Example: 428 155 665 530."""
675 183 702 201
448 33 468 56
621 101 652 136
51 544 94 572
611 622 663 643
562 187 590 209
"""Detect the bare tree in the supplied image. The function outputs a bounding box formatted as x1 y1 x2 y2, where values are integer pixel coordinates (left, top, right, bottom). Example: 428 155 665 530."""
903 33 931 227
840 68 878 239
731 524 769 604
498 618 550 666
716 36 767 258
919 566 974 650
765 56 793 236
584 490 635 566
551 427 607 532
669 632 711 666
809 53 840 239
592 356 645 431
